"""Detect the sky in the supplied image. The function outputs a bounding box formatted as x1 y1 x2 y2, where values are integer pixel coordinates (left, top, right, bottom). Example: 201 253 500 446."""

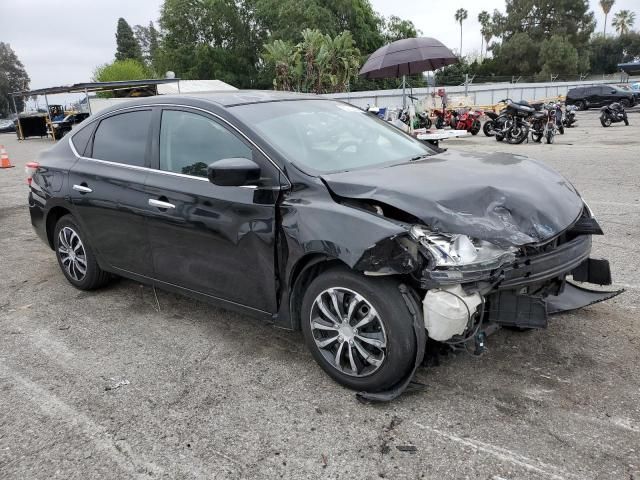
1 0 639 96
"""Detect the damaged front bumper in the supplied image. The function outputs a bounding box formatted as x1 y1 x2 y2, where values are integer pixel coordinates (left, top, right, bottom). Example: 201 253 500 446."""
419 233 622 339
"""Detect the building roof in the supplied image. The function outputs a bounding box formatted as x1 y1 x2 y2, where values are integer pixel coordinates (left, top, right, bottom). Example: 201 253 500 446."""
11 78 180 97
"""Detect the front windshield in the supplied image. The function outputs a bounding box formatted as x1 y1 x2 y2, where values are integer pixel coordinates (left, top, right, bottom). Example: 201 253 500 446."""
231 100 434 174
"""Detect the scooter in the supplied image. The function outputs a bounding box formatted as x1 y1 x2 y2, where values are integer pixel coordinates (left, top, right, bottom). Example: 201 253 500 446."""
600 102 629 127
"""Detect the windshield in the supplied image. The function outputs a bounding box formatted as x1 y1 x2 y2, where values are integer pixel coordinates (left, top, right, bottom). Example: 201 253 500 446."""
231 100 434 174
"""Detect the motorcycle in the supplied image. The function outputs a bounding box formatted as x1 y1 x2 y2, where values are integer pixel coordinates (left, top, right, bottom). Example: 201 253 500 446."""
531 102 564 143
493 99 532 144
398 108 432 129
563 104 577 128
452 109 482 135
433 108 456 129
600 102 629 127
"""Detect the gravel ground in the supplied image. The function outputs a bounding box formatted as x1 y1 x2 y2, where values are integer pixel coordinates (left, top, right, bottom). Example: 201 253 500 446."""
1 110 639 480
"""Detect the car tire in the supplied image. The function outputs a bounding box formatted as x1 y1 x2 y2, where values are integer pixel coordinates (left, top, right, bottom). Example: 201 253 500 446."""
54 215 111 290
300 266 417 392
576 100 586 111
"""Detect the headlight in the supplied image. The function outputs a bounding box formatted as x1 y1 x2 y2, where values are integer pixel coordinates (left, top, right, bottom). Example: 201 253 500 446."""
410 225 516 271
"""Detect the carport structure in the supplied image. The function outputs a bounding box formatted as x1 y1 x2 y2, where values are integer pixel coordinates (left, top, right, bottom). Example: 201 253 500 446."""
10 78 181 140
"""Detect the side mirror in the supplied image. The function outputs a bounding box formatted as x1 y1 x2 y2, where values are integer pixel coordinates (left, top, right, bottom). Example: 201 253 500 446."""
207 157 261 187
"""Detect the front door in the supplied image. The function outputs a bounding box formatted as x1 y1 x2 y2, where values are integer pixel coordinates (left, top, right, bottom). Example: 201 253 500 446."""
69 108 155 276
143 107 282 313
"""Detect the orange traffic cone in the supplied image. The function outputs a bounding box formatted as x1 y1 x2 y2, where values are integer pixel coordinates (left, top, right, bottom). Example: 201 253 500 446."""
0 145 14 168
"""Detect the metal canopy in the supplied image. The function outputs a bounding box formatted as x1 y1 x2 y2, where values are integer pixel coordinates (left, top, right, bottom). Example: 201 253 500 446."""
618 62 640 75
11 78 180 97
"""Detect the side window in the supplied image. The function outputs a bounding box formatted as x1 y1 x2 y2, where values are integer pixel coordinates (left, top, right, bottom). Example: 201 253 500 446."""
159 110 252 178
71 124 94 156
91 110 152 166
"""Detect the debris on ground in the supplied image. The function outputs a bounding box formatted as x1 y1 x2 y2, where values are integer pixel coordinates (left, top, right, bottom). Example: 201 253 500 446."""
396 445 417 453
104 378 130 391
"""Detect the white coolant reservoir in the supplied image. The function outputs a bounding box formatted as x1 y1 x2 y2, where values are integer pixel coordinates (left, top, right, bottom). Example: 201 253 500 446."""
423 285 482 341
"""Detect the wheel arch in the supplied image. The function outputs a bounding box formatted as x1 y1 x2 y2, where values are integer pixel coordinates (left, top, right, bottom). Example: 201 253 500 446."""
45 206 72 250
286 254 348 331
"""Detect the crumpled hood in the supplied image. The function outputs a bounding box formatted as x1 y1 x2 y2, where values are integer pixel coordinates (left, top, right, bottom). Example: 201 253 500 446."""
321 150 584 247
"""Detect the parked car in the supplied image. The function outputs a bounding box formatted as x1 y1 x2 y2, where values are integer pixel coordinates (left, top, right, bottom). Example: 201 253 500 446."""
51 112 90 139
0 118 16 133
566 85 635 110
27 92 620 399
616 83 640 104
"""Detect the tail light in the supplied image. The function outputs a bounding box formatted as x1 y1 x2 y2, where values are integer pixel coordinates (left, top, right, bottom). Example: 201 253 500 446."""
25 162 39 185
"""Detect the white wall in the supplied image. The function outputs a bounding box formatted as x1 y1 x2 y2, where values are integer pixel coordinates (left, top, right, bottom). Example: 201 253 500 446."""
323 76 640 109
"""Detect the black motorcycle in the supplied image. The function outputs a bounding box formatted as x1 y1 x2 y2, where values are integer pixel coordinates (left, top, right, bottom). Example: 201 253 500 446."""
563 104 577 128
600 102 629 127
483 110 505 137
491 99 532 144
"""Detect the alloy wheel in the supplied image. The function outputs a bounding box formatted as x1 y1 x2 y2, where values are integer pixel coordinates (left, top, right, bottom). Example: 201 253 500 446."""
57 226 87 281
309 287 387 377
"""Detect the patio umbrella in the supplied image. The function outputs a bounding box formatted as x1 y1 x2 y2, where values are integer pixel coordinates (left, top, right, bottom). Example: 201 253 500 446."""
359 37 458 107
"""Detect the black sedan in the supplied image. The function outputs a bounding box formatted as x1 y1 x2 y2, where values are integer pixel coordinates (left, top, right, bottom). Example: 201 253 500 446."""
27 92 620 400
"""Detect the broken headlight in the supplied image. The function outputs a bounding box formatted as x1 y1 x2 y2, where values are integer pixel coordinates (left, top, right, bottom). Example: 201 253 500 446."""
410 226 517 283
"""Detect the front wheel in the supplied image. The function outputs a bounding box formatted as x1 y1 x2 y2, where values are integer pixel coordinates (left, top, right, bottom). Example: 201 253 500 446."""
54 215 111 290
507 122 529 144
470 120 481 135
546 130 554 144
435 117 444 129
600 114 612 127
483 121 495 137
300 267 416 392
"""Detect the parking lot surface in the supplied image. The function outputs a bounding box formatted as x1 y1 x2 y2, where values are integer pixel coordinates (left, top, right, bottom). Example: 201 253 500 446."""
1 111 639 480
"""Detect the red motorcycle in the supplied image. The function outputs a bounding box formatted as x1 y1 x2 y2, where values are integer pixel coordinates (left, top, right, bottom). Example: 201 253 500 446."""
451 109 482 135
432 108 457 129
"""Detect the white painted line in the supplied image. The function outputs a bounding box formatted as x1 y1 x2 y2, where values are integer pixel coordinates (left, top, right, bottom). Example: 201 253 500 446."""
414 422 583 480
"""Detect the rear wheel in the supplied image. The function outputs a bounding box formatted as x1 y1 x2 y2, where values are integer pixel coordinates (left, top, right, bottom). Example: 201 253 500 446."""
435 117 444 129
624 114 629 126
507 122 529 144
576 100 587 111
600 114 612 127
300 267 416 392
620 99 631 108
54 215 111 290
483 121 495 137
470 120 481 135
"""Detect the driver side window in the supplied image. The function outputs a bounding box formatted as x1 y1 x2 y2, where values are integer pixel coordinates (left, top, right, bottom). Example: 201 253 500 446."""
160 110 252 178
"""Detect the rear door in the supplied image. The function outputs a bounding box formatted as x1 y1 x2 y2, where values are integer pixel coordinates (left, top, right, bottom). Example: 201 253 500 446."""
68 108 155 276
143 107 283 313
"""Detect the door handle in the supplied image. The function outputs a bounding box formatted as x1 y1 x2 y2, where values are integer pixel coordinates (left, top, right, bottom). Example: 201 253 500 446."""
72 184 92 193
148 199 176 209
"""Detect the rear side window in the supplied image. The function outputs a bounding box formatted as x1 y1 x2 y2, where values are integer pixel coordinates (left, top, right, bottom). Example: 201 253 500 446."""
71 125 94 156
159 110 251 178
91 110 152 166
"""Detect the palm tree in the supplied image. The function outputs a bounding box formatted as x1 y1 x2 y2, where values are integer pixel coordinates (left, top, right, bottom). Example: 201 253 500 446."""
478 11 490 59
612 10 636 36
600 0 615 36
454 8 468 57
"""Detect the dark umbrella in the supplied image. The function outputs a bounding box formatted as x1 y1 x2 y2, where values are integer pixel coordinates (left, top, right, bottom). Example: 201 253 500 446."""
359 37 458 107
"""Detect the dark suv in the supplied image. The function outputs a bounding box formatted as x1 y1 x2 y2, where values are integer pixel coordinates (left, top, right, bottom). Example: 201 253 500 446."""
566 85 635 110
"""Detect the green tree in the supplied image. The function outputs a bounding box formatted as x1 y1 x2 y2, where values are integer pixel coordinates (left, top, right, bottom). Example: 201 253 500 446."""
0 42 30 117
115 18 142 61
382 15 420 42
158 0 265 88
263 29 360 94
253 0 384 54
134 22 160 73
92 59 150 97
489 0 595 76
478 10 491 59
454 8 468 56
600 0 615 36
538 35 579 79
612 10 635 36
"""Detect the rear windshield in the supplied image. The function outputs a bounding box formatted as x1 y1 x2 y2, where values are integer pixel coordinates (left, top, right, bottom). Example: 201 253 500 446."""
231 100 434 174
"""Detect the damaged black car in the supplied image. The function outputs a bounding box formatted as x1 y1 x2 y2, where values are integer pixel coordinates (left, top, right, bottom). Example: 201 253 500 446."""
28 92 621 400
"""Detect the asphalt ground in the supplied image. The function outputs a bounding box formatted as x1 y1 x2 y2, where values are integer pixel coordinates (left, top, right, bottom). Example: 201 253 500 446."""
1 110 639 480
